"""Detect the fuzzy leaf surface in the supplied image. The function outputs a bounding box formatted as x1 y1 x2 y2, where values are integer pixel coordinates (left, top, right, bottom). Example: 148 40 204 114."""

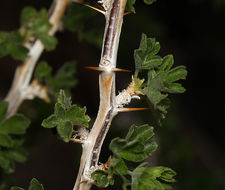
110 124 157 162
42 90 90 142
20 7 57 51
131 163 176 190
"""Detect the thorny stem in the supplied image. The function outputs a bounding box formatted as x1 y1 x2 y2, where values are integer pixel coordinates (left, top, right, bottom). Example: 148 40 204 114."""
73 0 128 189
4 0 70 118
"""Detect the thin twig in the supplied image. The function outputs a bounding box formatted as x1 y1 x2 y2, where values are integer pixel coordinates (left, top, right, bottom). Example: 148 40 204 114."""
4 0 70 118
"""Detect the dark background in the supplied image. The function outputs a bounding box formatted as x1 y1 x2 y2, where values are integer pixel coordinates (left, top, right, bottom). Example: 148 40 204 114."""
0 0 225 189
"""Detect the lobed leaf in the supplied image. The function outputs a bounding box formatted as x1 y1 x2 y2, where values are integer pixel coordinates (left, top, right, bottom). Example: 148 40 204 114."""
91 170 113 188
29 178 44 190
20 7 57 51
0 114 30 135
131 163 176 190
0 101 8 123
0 31 28 60
65 105 90 128
110 124 157 162
56 120 73 143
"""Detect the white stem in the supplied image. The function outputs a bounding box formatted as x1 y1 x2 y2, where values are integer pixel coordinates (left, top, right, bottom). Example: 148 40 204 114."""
4 0 69 117
73 0 127 189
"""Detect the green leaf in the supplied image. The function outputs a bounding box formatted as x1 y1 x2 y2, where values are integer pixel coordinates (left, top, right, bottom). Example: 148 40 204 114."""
110 124 157 162
0 31 28 60
65 105 90 128
0 101 8 123
126 0 136 13
134 34 162 70
20 7 57 51
6 149 28 163
29 178 44 190
134 34 187 119
91 170 113 188
57 120 73 142
144 0 157 5
39 35 58 51
0 151 15 174
11 187 24 190
63 3 95 33
131 163 175 190
41 114 58 128
0 114 30 135
56 90 72 110
163 66 187 83
55 103 65 119
0 134 13 147
110 157 129 176
49 62 77 92
35 61 52 82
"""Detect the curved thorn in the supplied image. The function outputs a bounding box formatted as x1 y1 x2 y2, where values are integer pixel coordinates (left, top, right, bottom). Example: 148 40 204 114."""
124 11 133 16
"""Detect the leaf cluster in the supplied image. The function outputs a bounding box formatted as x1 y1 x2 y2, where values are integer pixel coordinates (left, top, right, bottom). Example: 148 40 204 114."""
91 124 176 189
134 33 187 118
20 7 58 51
62 3 103 47
0 6 57 61
35 60 77 96
0 102 30 174
11 178 44 190
42 90 90 142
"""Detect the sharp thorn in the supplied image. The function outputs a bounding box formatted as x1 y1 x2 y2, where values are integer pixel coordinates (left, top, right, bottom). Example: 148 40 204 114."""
93 1 106 11
113 68 131 72
124 11 133 16
85 66 131 72
118 107 149 112
84 4 105 14
70 138 82 144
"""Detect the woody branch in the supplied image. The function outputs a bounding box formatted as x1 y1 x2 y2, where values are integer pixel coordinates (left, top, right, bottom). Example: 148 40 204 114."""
72 0 145 189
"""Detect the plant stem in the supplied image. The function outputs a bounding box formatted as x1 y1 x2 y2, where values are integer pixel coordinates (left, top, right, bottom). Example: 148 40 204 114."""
73 0 127 189
4 0 70 118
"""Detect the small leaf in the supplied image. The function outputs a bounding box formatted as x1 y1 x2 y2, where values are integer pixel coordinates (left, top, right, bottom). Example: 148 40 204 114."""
163 66 187 83
144 0 157 5
41 114 58 128
29 178 44 190
131 163 175 190
110 124 157 162
126 0 136 13
35 61 52 82
0 101 8 123
39 35 58 51
91 170 112 188
6 149 28 163
110 157 128 176
57 90 72 110
134 34 162 71
0 31 28 60
159 55 174 72
54 103 65 119
65 105 90 128
0 134 13 147
11 187 24 190
63 3 95 33
0 114 30 135
57 120 73 142
0 151 15 174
